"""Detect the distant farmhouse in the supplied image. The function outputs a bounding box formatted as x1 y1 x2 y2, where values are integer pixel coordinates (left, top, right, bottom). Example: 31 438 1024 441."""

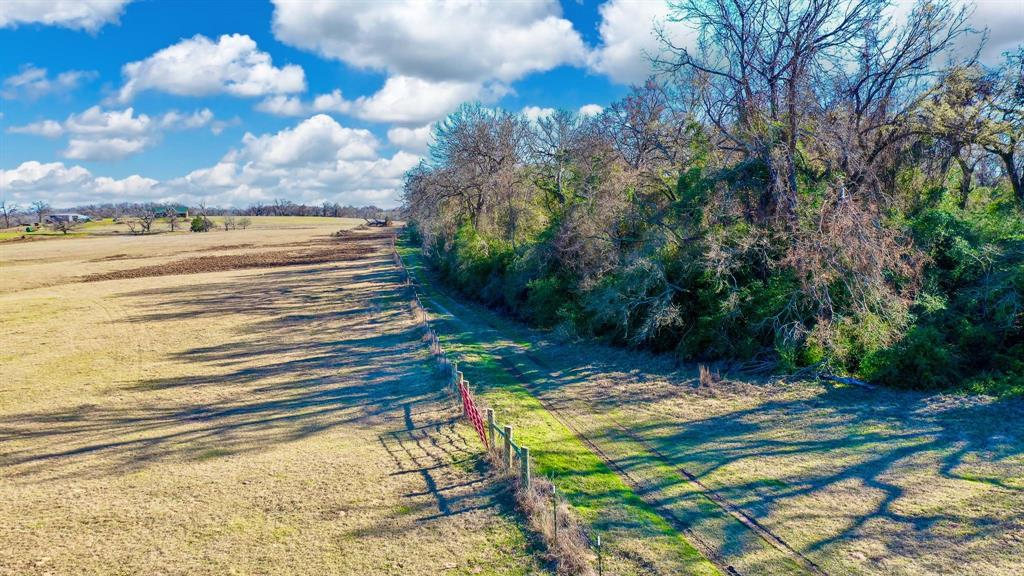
167 206 189 218
46 213 92 223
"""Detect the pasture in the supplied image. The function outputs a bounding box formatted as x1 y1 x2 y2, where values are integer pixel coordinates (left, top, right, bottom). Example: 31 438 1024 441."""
0 218 544 575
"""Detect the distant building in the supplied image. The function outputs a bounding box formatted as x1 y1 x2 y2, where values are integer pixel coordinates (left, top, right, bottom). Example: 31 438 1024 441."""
46 213 92 223
168 206 189 218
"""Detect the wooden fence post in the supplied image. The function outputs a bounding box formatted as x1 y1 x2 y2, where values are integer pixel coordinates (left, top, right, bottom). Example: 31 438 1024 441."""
552 490 558 544
486 408 495 447
520 446 530 490
503 425 513 469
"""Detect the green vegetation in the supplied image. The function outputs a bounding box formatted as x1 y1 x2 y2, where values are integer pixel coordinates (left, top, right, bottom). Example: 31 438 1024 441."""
404 7 1023 394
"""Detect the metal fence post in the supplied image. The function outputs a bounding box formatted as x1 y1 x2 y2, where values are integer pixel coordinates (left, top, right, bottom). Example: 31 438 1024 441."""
503 425 513 469
597 534 603 576
485 408 495 448
520 446 530 490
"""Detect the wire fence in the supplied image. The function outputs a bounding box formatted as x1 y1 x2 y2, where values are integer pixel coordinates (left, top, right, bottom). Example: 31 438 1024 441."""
391 234 608 575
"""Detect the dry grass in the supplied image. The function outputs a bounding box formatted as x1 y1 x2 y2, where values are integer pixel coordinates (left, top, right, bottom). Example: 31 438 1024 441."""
407 275 1024 576
0 220 546 575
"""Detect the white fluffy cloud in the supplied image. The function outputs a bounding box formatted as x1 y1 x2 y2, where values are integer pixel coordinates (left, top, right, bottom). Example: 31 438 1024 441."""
579 104 604 117
115 34 305 103
255 79 506 125
387 123 433 154
272 0 585 83
165 115 420 207
271 0 582 123
588 0 694 85
8 106 217 161
522 106 555 123
255 89 352 117
1 65 95 100
0 161 158 206
0 0 132 32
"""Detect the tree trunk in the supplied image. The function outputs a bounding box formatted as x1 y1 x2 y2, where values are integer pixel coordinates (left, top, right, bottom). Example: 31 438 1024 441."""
955 155 974 210
997 150 1023 209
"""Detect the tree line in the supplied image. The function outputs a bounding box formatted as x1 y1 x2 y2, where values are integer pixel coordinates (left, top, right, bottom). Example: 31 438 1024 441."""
404 0 1024 394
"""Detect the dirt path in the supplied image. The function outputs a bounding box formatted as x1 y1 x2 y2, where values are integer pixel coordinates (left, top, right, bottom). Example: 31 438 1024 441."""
0 228 547 575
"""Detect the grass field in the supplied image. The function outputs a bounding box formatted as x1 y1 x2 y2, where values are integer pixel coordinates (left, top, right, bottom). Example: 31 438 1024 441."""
399 240 1024 576
0 218 547 575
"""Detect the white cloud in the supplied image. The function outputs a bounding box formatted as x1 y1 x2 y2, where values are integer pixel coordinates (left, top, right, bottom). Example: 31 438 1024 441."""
353 76 508 125
255 89 353 117
1 65 95 100
64 137 150 161
387 123 433 154
885 0 1024 65
271 0 580 123
0 160 159 206
8 105 217 161
579 104 604 117
522 106 556 123
588 0 694 85
116 33 306 103
167 115 420 207
272 0 585 83
0 0 132 32
231 114 378 167
8 119 64 137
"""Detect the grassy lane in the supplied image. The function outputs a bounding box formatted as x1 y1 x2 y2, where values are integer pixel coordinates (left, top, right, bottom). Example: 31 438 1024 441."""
400 243 724 576
399 239 1024 576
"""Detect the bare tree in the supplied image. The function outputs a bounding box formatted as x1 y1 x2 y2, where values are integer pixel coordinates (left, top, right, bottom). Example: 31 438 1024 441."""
223 215 237 231
30 201 49 224
0 201 18 228
48 217 80 235
237 217 251 230
165 208 180 232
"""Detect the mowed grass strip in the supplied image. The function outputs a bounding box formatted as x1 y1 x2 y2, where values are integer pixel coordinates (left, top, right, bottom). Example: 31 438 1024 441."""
399 243 721 576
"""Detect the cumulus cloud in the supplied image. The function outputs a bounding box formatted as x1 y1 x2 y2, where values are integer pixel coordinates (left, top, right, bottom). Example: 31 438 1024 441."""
587 0 694 85
885 0 1024 65
522 106 555 123
271 0 581 123
8 105 217 161
167 114 419 207
387 123 433 154
8 119 65 137
578 104 604 117
255 79 504 126
0 0 132 32
1 65 95 100
115 33 305 103
255 89 352 117
0 161 159 206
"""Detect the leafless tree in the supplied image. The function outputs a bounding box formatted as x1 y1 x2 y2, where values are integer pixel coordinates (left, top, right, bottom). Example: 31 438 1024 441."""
30 201 49 224
48 218 80 235
166 208 180 232
223 215 237 231
0 201 18 228
237 217 251 230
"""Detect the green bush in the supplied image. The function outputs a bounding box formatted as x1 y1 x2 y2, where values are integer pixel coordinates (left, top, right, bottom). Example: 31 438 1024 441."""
190 215 212 232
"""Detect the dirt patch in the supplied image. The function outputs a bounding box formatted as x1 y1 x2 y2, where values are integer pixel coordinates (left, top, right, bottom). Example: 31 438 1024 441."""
81 244 377 282
187 243 256 253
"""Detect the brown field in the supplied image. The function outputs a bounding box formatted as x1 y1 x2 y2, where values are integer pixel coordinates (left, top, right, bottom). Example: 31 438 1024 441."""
0 218 545 575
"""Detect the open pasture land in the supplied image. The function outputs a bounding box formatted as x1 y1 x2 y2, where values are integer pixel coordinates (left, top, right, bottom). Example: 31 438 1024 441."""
0 219 545 575
400 246 1024 576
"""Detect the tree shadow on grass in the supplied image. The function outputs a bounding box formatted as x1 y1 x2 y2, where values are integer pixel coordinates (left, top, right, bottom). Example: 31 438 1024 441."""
0 260 455 485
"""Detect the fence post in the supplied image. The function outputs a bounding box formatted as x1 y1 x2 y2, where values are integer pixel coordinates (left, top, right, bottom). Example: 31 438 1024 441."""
520 446 531 490
503 425 513 469
457 372 466 414
552 490 558 545
597 534 603 576
486 408 495 448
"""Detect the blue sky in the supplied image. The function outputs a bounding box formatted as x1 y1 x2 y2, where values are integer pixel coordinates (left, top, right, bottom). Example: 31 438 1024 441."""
1 0 1021 208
